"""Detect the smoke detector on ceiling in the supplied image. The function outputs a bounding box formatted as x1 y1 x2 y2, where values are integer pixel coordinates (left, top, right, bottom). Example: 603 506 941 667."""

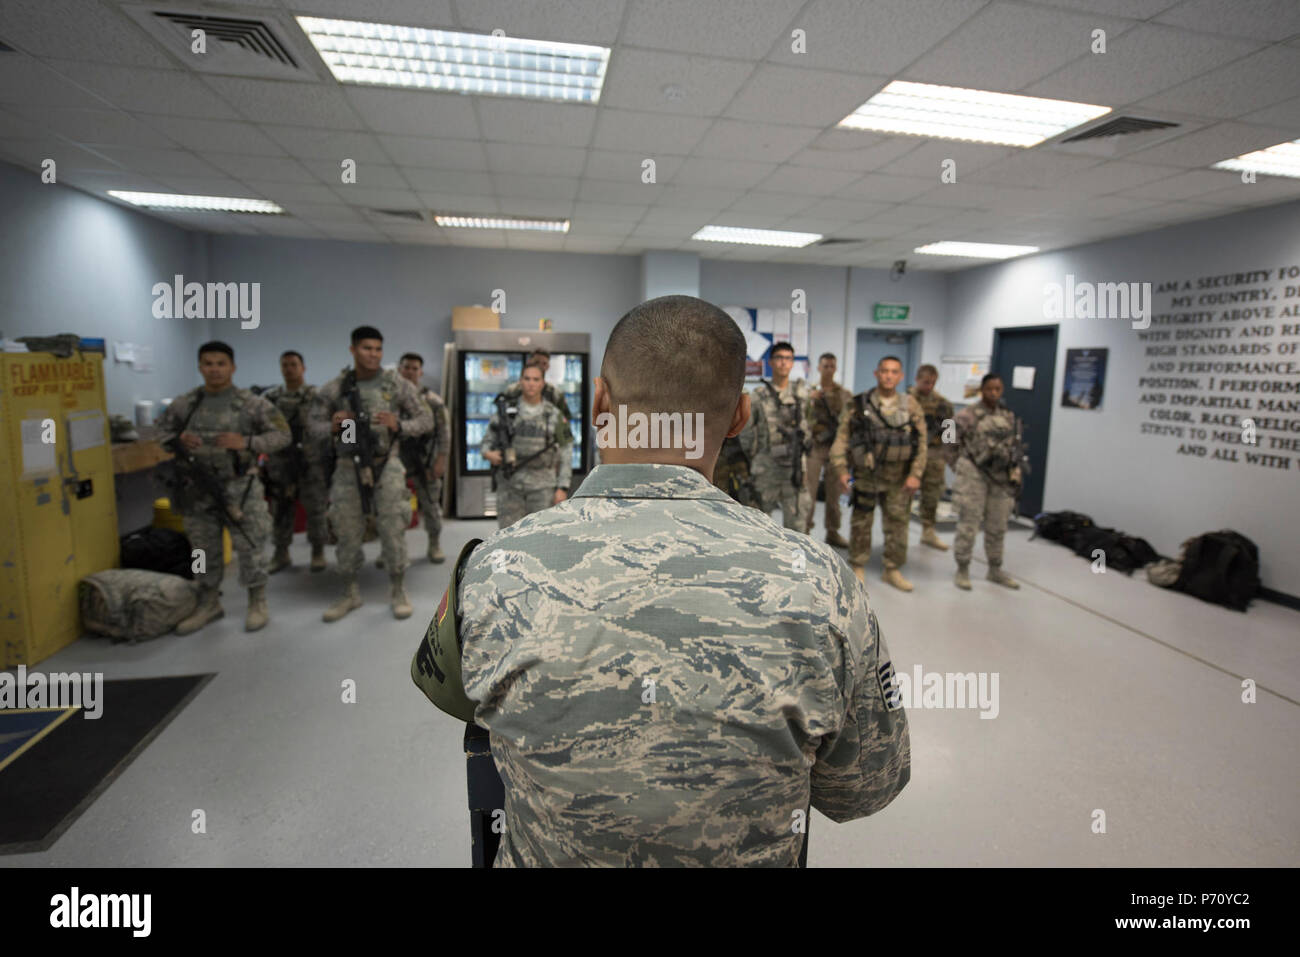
122 5 320 80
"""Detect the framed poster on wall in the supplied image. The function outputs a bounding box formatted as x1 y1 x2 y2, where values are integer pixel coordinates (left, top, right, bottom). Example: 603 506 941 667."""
1061 348 1107 410
723 306 811 384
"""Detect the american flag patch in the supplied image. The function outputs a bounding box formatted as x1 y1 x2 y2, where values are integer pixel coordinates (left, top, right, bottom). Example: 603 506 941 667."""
878 660 902 711
436 589 449 627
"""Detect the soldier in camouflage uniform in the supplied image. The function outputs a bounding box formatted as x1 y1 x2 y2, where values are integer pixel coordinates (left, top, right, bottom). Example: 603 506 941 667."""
710 429 760 508
804 352 853 547
744 341 811 531
482 361 573 528
908 363 955 552
950 373 1023 591
309 326 434 622
263 350 328 574
154 341 290 634
830 356 928 592
410 295 909 867
497 347 574 425
397 352 451 563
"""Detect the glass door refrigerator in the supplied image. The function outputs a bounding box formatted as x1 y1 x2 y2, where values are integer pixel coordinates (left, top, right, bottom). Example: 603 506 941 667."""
451 329 591 519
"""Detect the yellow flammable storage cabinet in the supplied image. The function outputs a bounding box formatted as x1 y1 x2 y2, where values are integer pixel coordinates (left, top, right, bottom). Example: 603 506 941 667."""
1 352 118 666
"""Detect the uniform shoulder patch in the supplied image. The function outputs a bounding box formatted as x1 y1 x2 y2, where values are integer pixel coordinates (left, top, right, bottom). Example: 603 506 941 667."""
878 659 902 711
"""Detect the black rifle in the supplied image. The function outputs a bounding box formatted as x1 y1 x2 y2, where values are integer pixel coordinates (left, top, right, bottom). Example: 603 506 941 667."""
488 394 517 490
163 390 256 548
761 381 808 490
717 435 760 508
340 370 386 518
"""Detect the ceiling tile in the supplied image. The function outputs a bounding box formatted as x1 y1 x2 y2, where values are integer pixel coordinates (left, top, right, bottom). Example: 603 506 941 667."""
724 64 886 126
484 142 586 176
138 116 288 156
418 192 500 213
241 180 340 203
571 202 647 221
0 0 176 68
877 140 1014 179
331 185 422 208
303 159 408 187
476 99 596 146
863 204 952 226
260 126 390 162
380 135 487 169
491 173 581 200
290 0 455 29
656 184 743 210
490 198 572 217
835 174 937 202
578 178 664 204
1240 96 1300 129
401 168 495 193
316 223 389 243
621 0 804 59
0 57 119 109
753 165 860 194
1031 1 1179 17
453 0 625 44
1135 46 1300 119
1155 0 1300 41
45 60 240 117
151 176 258 197
279 202 367 222
598 49 753 116
903 1 1133 92
724 191 818 215
671 157 777 189
1104 168 1241 202
1046 159 1184 193
1025 24 1259 106
89 147 225 178
344 87 480 137
204 153 319 182
16 107 176 149
1181 176 1300 207
788 135 921 172
202 76 366 128
765 0 986 75
591 109 712 154
965 151 1103 189
1124 121 1297 167
583 150 681 183
692 119 819 163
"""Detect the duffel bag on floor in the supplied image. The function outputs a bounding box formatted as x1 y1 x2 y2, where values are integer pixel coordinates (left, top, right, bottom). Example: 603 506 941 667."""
80 569 200 642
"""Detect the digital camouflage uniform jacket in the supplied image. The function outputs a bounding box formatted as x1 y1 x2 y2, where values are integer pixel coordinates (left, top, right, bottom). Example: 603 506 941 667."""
154 385 290 481
307 367 433 463
457 463 911 867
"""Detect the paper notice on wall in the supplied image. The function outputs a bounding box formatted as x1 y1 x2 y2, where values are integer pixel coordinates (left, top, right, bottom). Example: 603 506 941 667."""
755 309 774 333
744 328 771 361
1012 365 1036 390
114 340 135 362
723 306 753 331
132 345 154 372
68 411 106 452
21 417 57 476
772 309 791 341
790 314 808 355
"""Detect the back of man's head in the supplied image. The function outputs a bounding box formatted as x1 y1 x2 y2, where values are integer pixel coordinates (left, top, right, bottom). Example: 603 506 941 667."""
601 296 746 445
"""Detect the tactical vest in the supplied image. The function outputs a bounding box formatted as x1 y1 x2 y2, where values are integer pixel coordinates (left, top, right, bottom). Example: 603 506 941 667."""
911 388 952 448
761 380 806 463
809 388 846 447
504 402 563 472
334 368 404 462
176 386 257 478
964 404 1018 472
266 385 313 446
850 390 918 466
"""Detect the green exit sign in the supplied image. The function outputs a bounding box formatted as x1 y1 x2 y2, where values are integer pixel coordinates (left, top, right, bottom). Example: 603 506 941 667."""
873 302 910 323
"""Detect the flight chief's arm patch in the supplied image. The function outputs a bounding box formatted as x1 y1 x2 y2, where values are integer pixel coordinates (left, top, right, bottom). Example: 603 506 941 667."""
411 538 484 722
878 660 902 711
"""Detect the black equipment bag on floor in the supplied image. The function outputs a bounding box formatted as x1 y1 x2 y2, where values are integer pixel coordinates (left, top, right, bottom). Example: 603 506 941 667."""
120 526 195 579
1032 510 1094 545
1068 526 1158 574
1173 530 1261 611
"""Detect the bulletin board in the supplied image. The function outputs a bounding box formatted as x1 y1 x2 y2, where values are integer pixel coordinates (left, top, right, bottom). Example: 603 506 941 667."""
938 356 989 404
722 306 812 383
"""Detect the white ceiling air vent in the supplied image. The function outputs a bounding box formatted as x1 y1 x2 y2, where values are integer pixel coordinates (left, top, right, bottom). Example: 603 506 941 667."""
1046 112 1190 159
122 5 320 80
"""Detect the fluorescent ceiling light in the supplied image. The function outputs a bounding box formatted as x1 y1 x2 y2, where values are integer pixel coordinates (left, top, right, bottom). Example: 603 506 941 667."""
838 80 1110 147
914 241 1039 259
107 191 282 213
435 215 569 232
692 226 822 247
1212 139 1300 179
297 16 610 103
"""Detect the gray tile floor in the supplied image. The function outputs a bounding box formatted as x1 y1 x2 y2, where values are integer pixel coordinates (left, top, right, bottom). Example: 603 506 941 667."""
4 504 1298 867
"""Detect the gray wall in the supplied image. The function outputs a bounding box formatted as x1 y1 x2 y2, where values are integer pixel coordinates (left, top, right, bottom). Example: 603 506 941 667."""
947 199 1300 593
0 160 208 415
205 236 641 392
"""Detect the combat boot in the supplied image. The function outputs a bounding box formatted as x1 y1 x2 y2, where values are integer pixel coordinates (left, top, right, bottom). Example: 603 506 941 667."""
245 585 269 632
310 545 327 572
883 566 914 592
955 563 972 590
390 575 413 619
268 546 291 574
851 564 866 585
987 564 1021 589
322 580 362 622
825 529 849 549
176 591 223 635
921 525 949 551
428 535 445 564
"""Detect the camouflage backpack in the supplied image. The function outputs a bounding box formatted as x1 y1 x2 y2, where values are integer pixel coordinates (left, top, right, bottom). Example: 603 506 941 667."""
79 569 200 642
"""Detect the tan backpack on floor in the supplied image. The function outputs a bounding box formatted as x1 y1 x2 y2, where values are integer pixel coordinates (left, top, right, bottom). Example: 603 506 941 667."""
79 569 200 642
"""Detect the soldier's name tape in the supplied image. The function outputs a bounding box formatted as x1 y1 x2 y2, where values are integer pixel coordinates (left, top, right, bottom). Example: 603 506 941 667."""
0 666 104 719
593 405 706 460
880 664 1001 719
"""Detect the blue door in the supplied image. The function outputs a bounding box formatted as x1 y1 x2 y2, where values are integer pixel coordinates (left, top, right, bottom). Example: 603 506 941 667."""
991 325 1058 517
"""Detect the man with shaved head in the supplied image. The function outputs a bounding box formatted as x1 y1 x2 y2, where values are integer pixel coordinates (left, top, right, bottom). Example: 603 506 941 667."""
412 295 910 868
